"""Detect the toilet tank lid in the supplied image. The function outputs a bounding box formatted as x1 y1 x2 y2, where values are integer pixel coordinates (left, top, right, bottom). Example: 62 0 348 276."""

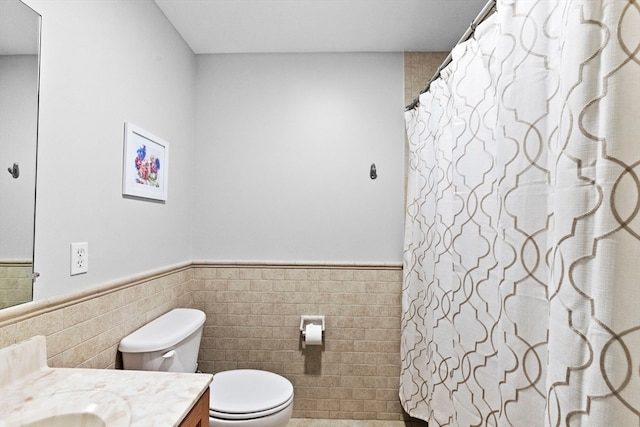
118 308 205 353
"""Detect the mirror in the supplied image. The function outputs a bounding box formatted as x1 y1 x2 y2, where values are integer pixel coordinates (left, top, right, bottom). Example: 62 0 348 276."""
0 0 40 309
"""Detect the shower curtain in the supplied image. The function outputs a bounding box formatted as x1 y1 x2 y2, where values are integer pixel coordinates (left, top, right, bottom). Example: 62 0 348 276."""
400 1 639 426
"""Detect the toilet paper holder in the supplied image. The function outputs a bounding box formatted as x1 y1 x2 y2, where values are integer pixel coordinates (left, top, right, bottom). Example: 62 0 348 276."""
299 315 325 334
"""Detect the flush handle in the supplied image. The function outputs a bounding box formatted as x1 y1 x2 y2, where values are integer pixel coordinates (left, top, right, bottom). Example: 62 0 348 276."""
162 350 176 359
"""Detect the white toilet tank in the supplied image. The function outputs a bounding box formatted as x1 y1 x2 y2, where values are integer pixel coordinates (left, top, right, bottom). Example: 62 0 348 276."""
118 308 205 373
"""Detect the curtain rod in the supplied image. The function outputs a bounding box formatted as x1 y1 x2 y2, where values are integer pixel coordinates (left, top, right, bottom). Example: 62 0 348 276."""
405 0 497 111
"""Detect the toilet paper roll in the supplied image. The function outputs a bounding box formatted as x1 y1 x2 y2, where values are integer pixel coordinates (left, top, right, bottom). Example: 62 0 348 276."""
304 324 323 345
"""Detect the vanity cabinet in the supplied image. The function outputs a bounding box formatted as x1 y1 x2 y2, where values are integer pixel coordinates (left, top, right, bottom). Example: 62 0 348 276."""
179 387 210 427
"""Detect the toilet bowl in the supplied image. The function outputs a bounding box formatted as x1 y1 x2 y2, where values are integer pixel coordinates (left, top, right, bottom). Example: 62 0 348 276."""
118 309 293 427
209 369 293 427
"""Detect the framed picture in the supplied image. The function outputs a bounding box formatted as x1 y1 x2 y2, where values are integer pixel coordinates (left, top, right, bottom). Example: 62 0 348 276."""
122 122 169 201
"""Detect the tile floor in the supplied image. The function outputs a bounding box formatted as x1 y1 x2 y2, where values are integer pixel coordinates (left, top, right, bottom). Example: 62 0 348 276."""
289 420 425 426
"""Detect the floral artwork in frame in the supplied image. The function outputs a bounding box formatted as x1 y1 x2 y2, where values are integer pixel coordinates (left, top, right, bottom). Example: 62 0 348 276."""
122 123 169 201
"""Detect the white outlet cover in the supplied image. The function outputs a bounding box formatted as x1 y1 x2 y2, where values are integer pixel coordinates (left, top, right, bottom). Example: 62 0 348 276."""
70 242 88 275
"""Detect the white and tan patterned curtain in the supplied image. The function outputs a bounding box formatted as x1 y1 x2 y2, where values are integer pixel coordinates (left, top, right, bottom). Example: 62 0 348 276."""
400 1 640 426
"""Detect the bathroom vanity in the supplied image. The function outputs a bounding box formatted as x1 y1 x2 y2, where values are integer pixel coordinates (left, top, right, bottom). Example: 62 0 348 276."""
179 387 210 427
0 336 212 426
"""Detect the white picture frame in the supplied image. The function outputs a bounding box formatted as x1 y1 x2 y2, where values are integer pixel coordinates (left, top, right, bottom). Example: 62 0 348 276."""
122 122 169 201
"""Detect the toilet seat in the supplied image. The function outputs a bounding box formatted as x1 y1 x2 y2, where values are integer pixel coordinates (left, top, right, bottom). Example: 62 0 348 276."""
209 395 294 420
209 369 294 421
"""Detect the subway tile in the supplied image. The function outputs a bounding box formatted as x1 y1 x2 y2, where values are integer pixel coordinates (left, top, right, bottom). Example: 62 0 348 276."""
296 374 342 388
375 292 401 306
213 360 238 371
375 388 399 402
294 398 320 410
216 290 262 303
199 348 226 362
62 301 95 328
291 385 329 399
329 316 362 329
343 375 390 390
136 281 156 300
340 281 367 293
322 304 368 317
307 269 331 281
385 399 404 415
338 351 369 365
340 364 379 377
353 270 377 281
216 268 240 280
203 301 227 314
364 328 398 341
79 312 114 342
377 412 404 421
236 361 284 372
362 397 387 418
192 290 214 303
77 345 115 370
249 280 274 292
283 365 307 377
0 324 17 348
16 310 64 339
295 281 319 292
47 351 65 368
377 364 401 378
145 304 173 323
250 304 280 316
198 361 215 373
317 281 341 293
225 303 254 315
315 399 341 411
272 281 296 292
329 411 355 419
228 280 251 291
285 269 310 281
353 388 377 401
262 269 286 280
353 340 400 354
203 279 228 291
61 335 99 368
376 270 403 282
192 268 217 279
322 339 355 352
294 410 331 419
239 268 263 280
47 323 84 358
225 349 251 362
329 270 354 281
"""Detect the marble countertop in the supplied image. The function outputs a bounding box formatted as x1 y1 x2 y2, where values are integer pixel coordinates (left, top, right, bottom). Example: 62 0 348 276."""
0 336 212 427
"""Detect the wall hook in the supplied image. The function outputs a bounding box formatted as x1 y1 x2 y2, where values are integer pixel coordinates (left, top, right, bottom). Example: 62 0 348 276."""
7 162 19 179
370 163 377 180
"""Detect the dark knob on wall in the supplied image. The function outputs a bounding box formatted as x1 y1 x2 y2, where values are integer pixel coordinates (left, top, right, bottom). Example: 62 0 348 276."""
370 163 377 180
7 162 19 179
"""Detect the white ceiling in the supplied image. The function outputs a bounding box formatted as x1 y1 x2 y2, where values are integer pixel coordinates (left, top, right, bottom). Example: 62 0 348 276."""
153 0 489 54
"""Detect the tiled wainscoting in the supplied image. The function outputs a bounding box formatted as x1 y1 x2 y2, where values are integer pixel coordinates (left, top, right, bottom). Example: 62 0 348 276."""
0 262 34 309
0 262 407 421
0 263 193 369
191 263 404 421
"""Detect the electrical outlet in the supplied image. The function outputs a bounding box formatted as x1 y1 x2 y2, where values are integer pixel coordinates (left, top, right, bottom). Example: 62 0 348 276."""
70 242 88 275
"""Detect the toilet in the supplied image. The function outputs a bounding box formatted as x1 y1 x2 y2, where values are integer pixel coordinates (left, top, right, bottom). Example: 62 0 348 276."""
118 308 294 427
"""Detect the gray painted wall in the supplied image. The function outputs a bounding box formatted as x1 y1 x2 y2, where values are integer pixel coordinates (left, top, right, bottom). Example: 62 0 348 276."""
26 0 196 299
193 53 405 262
22 0 405 300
